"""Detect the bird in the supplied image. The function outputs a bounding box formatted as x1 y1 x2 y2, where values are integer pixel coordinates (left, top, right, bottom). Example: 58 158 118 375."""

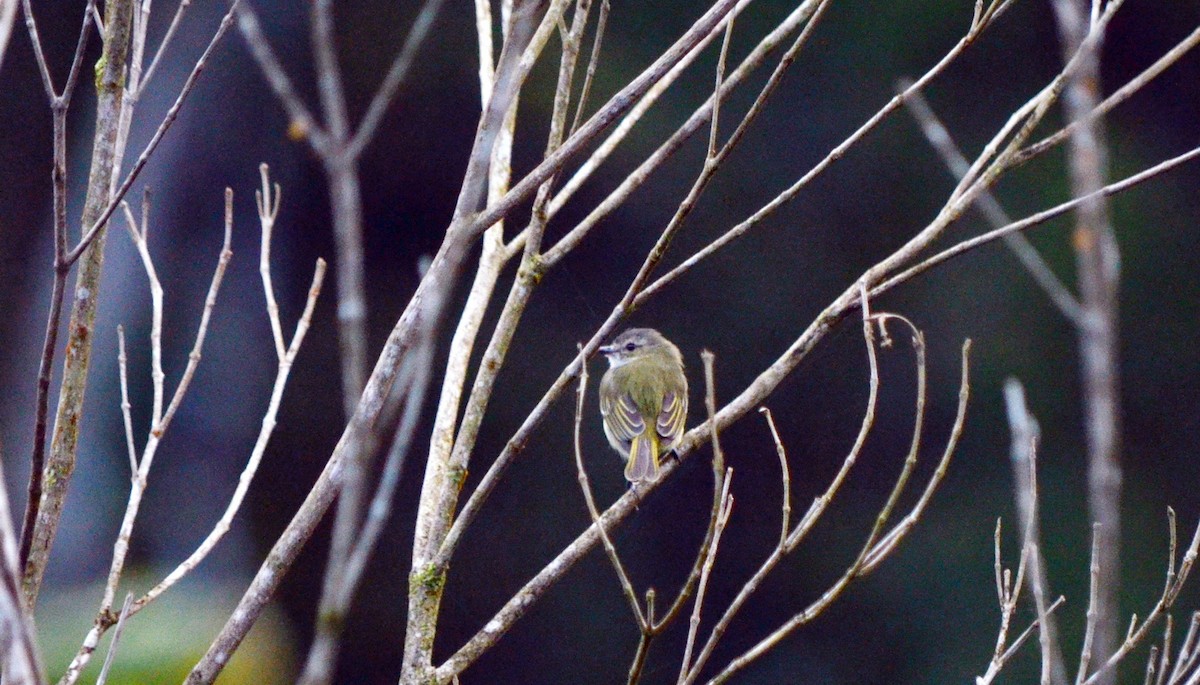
598 328 688 484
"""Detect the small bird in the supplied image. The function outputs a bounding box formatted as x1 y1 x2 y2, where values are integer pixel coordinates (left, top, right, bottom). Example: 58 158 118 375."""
598 328 688 484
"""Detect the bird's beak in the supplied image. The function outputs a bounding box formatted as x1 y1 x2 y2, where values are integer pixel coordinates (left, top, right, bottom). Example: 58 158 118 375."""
598 343 615 355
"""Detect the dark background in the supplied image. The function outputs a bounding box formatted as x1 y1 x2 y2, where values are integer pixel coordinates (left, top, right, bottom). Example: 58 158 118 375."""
2 0 1200 683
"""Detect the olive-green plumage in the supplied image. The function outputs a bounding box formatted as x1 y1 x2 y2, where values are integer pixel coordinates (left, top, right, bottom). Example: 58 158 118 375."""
599 328 688 484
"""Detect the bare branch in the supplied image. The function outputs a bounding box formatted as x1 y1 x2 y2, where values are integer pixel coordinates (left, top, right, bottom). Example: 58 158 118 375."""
571 346 646 627
347 0 450 158
1016 23 1200 167
631 1 992 305
65 2 239 268
1078 524 1105 683
679 474 733 684
545 0 826 265
464 0 742 237
758 408 791 546
872 143 1200 300
978 597 1069 685
139 0 192 90
1082 515 1200 684
299 268 430 685
567 0 609 136
678 351 735 682
116 327 137 475
255 164 286 361
24 0 139 610
1004 379 1068 685
94 594 133 685
20 0 97 580
902 86 1082 323
58 191 238 685
705 332 967 685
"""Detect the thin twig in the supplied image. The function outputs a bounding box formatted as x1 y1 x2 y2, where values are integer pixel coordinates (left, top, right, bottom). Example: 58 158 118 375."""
546 0 830 266
1156 614 1173 685
1004 378 1067 685
627 591 657 685
978 597 1069 685
1169 613 1200 683
1082 515 1200 684
1078 524 1105 684
24 0 138 610
707 17 735 159
121 197 165 426
1016 24 1200 169
463 0 742 238
678 351 734 682
346 0 450 158
20 0 96 575
758 408 790 547
567 0 609 136
902 86 1082 323
299 266 430 685
871 142 1200 300
1052 2 1123 679
629 0 993 305
548 0 754 220
116 327 137 475
705 336 971 685
65 1 239 268
336 325 433 607
572 346 646 627
139 0 192 90
58 191 240 685
95 594 133 685
678 288 886 684
680 474 733 684
256 164 286 360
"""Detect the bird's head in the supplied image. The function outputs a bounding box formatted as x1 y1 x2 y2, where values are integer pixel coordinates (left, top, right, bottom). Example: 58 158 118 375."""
599 328 682 369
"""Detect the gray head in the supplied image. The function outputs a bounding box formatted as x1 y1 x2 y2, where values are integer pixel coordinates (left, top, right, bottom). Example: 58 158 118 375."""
599 328 683 368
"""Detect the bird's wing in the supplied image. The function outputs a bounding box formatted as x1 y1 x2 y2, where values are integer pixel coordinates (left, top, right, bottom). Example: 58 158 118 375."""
656 389 686 450
601 387 646 447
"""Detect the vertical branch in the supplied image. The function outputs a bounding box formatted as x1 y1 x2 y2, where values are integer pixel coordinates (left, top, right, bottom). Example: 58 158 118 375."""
317 81 370 426
1078 523 1105 683
298 279 431 685
572 346 646 627
100 190 233 617
1004 379 1068 685
19 0 95 577
116 327 137 475
23 0 137 610
759 408 790 546
1052 2 1122 680
678 351 734 682
60 185 316 685
403 2 586 680
93 594 132 685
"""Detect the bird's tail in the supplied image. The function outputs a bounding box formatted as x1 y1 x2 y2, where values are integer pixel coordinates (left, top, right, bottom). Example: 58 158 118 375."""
625 432 661 483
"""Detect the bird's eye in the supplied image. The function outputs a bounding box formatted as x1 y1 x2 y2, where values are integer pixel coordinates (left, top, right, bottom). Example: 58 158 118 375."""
625 342 637 351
